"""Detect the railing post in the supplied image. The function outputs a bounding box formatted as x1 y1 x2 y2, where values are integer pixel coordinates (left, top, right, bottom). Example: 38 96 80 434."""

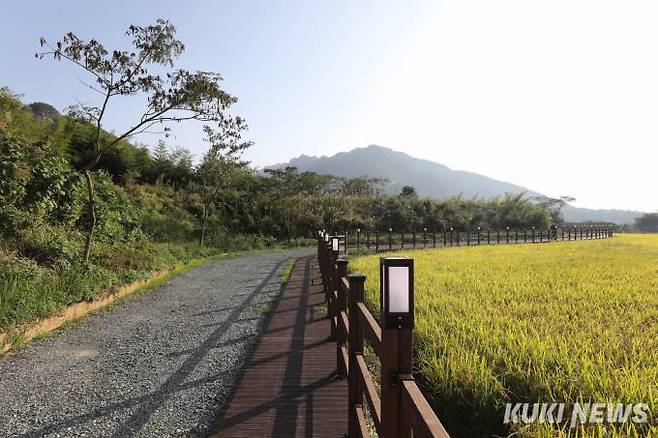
524 229 527 243
412 231 416 249
336 258 349 377
400 232 404 250
376 231 380 252
328 244 338 340
488 229 491 244
380 257 414 438
348 273 366 437
515 229 518 243
466 228 470 246
532 227 535 243
497 229 501 244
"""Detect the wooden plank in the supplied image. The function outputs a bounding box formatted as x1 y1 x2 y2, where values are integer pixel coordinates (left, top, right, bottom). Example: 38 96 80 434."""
339 310 350 335
354 405 370 438
357 302 382 356
340 345 349 374
356 354 381 433
340 277 350 294
401 380 450 438
210 256 347 437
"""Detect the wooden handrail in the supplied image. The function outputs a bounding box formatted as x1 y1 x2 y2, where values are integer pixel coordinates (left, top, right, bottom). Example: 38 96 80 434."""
357 302 382 356
354 405 370 438
401 380 451 438
319 228 613 436
356 353 382 433
340 225 614 253
318 236 451 437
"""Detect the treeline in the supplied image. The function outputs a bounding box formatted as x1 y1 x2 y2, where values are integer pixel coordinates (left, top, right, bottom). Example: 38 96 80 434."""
1 89 555 261
0 89 556 328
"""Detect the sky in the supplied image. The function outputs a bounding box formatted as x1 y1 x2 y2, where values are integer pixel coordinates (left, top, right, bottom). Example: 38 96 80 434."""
1 0 657 212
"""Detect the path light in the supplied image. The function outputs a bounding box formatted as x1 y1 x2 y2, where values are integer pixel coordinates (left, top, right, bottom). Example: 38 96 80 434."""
380 256 414 329
332 237 340 252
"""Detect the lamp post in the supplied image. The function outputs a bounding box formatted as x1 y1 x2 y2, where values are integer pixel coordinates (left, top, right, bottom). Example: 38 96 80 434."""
532 226 535 243
423 227 427 249
380 257 414 329
450 227 454 246
506 226 510 244
477 226 481 245
379 256 414 436
357 228 361 249
388 227 393 250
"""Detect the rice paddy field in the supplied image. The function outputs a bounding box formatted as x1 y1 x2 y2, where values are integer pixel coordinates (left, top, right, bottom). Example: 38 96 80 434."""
350 234 658 437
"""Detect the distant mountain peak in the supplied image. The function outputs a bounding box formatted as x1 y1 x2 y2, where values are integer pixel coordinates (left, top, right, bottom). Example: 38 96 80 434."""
265 145 643 224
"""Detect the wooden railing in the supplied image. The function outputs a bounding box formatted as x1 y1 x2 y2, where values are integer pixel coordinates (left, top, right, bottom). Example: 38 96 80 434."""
333 225 614 254
317 225 613 437
318 238 451 438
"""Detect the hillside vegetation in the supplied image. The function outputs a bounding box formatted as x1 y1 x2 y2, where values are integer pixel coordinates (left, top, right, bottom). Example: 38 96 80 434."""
0 86 556 333
351 235 658 437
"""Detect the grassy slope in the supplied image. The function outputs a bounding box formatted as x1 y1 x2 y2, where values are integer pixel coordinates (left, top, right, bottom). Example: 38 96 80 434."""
0 242 224 332
350 235 658 437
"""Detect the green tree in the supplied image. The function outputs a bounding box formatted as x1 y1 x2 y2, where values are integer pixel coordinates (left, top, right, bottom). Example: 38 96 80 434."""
37 19 245 262
635 213 658 233
399 185 418 198
197 126 251 246
532 195 575 224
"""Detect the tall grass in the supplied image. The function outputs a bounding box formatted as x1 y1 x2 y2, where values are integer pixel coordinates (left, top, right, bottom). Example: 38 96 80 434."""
350 234 658 437
0 241 220 331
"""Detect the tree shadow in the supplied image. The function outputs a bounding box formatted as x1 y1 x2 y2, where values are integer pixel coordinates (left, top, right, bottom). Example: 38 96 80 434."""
23 257 292 438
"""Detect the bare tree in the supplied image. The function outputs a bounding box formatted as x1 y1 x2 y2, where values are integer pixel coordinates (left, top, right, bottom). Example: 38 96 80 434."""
37 19 247 262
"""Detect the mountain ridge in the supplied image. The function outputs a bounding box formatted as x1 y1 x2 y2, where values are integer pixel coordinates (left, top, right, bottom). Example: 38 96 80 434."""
266 145 643 224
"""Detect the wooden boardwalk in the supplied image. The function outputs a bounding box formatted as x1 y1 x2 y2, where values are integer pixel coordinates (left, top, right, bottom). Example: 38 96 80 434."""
209 255 347 437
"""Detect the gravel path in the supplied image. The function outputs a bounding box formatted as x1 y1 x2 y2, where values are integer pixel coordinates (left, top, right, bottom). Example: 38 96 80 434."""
0 248 312 438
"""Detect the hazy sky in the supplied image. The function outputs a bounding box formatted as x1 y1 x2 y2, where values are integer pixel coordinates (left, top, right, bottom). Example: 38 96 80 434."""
2 1 657 211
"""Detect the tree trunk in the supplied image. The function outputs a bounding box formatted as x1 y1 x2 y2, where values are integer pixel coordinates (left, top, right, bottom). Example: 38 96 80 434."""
83 170 97 263
200 207 208 246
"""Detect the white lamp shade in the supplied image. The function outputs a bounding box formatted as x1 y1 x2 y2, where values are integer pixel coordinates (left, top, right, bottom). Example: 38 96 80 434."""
332 238 339 251
387 266 410 313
